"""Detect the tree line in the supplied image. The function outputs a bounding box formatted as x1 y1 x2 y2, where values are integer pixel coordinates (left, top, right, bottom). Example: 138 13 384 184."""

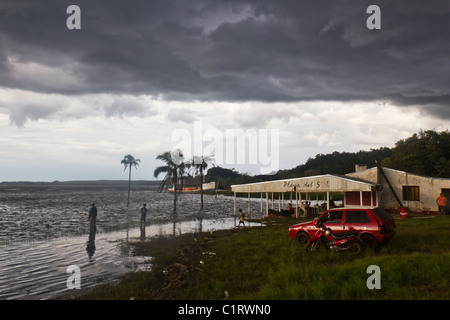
121 129 449 210
206 129 450 189
381 129 450 178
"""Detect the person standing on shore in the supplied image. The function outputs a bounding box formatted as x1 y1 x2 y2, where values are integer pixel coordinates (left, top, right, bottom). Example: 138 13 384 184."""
140 203 147 226
238 209 245 227
436 193 447 215
88 202 97 231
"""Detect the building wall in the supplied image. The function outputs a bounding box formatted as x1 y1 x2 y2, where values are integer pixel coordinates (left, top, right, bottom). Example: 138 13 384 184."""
347 167 450 213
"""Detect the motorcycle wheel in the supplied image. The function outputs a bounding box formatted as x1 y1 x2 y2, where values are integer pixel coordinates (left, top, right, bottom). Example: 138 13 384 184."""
306 241 321 253
348 241 363 254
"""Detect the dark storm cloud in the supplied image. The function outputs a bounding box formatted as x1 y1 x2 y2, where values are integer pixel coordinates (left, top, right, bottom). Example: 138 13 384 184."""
0 0 449 119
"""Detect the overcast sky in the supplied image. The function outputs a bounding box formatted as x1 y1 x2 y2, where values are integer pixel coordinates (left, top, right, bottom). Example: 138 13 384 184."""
0 0 449 181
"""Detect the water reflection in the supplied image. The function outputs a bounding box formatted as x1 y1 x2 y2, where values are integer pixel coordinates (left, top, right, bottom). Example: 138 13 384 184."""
139 222 146 241
86 228 96 262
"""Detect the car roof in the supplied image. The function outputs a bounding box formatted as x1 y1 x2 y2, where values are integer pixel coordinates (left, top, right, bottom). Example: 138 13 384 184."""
327 206 378 211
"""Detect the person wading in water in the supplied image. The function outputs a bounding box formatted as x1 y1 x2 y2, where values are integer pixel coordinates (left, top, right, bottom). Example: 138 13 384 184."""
88 202 97 231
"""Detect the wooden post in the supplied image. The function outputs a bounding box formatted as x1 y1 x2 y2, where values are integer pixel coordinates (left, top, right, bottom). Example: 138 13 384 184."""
248 192 251 219
371 190 375 207
260 192 263 217
234 192 237 226
299 192 302 216
327 191 330 210
278 193 281 212
271 192 274 210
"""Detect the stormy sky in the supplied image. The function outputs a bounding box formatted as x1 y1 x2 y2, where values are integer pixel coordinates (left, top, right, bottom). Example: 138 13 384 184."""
0 0 449 181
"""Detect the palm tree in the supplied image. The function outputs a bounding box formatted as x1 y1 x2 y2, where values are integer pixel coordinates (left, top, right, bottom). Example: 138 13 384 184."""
154 149 184 212
191 155 214 209
121 154 141 207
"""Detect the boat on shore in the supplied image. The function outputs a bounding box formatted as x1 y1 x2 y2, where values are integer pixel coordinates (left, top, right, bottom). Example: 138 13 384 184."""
169 181 216 193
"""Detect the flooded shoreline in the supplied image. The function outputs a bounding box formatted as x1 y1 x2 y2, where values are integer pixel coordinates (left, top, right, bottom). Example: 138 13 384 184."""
0 182 265 300
0 216 263 300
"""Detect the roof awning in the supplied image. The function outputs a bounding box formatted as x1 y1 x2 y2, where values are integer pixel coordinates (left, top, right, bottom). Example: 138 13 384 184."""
231 174 378 193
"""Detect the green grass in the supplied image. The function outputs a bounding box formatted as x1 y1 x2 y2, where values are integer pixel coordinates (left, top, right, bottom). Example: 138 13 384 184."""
71 216 450 300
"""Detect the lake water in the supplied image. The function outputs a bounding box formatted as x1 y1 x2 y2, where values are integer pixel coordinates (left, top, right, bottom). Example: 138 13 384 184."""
0 182 264 300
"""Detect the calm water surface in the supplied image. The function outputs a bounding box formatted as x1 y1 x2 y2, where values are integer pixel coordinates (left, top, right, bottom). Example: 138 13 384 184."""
0 182 264 300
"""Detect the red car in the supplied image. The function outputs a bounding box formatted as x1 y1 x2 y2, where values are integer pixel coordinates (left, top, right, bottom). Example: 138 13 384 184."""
288 207 396 249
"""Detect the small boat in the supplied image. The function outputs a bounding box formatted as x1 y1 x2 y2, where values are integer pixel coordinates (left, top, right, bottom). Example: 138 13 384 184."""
169 181 216 193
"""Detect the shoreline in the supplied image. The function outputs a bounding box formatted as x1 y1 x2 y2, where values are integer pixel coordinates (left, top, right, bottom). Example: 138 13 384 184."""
68 218 269 300
1 216 259 300
70 215 450 300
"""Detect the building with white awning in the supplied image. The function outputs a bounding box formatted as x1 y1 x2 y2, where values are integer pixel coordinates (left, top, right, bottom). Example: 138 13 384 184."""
231 174 380 218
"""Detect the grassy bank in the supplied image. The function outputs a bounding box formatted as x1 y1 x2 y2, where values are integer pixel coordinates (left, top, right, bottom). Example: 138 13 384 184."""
71 215 450 300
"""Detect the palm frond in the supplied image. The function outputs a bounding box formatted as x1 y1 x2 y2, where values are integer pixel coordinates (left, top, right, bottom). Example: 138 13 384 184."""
121 154 140 170
154 165 170 178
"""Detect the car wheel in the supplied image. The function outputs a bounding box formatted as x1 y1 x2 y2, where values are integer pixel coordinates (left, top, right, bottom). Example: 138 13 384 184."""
306 241 320 253
296 232 310 245
360 234 378 250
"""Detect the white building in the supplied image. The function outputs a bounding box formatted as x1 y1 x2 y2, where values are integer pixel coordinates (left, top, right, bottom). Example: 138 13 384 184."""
347 166 450 214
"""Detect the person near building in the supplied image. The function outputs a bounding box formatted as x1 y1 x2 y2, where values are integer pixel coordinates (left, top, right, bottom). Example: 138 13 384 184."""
436 193 447 215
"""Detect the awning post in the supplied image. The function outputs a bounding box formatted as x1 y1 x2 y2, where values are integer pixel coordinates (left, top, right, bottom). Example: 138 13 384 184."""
234 192 237 226
248 192 251 219
327 191 330 210
260 192 263 217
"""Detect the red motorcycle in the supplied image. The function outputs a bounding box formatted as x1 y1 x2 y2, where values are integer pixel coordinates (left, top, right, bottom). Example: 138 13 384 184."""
306 217 363 254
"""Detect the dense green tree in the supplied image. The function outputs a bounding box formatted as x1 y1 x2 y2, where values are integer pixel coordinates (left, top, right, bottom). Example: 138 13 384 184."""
381 129 450 177
206 167 254 189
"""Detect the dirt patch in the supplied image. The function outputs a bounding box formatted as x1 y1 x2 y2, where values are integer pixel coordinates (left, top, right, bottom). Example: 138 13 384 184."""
150 237 213 300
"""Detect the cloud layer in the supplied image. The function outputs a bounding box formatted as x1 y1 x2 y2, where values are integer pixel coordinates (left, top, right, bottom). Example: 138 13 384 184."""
0 0 449 127
0 1 449 181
